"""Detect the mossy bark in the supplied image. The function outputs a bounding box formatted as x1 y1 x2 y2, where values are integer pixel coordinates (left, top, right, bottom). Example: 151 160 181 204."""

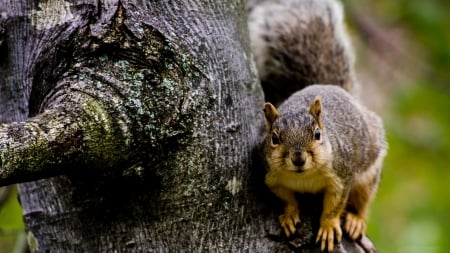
0 0 374 252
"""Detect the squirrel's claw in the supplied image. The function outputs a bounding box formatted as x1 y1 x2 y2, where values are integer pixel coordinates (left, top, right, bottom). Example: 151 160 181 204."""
345 213 366 240
279 205 300 237
316 217 342 252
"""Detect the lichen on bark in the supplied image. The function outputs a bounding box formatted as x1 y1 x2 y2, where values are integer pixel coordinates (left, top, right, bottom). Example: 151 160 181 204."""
0 6 213 185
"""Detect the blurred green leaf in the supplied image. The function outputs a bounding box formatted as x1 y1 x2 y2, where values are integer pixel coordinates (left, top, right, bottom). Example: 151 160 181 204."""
0 188 24 231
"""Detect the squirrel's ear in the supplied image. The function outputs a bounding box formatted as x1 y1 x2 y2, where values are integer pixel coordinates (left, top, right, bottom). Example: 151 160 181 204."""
310 96 323 129
264 103 279 127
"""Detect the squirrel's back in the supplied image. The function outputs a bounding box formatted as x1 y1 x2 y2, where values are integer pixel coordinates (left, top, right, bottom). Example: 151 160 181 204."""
248 0 357 104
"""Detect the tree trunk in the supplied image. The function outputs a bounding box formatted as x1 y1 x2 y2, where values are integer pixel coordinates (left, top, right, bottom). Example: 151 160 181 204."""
0 0 374 252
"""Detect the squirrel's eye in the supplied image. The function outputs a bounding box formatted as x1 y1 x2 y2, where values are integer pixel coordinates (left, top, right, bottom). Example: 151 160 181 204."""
271 133 280 145
314 128 321 140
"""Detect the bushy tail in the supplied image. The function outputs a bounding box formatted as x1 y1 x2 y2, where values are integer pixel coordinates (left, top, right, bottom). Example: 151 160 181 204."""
247 0 358 104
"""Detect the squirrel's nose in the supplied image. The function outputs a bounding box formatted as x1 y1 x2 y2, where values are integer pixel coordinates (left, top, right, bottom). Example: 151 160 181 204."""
291 150 306 167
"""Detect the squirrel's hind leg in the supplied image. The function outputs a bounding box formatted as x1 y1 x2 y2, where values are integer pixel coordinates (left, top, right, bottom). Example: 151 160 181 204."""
345 183 373 240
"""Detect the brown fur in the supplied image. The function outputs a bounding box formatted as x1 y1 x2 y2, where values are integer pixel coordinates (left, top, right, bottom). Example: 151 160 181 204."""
262 85 386 251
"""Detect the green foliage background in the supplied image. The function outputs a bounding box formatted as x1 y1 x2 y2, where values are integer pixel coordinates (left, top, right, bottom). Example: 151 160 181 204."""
0 1 449 252
0 187 25 253
345 0 450 252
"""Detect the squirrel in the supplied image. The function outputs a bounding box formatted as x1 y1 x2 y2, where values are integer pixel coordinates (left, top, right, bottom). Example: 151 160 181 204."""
247 0 358 104
262 85 386 251
248 0 387 251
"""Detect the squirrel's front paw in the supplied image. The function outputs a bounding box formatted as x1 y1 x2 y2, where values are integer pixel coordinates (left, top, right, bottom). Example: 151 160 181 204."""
345 212 366 240
279 205 300 237
316 217 342 252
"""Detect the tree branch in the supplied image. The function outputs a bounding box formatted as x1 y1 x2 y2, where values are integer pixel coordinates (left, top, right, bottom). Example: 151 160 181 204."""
0 22 210 186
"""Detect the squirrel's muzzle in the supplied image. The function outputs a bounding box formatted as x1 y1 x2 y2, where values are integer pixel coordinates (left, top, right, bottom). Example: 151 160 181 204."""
291 149 306 167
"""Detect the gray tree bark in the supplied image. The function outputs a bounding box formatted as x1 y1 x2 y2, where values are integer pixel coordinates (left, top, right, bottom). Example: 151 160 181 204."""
0 0 375 252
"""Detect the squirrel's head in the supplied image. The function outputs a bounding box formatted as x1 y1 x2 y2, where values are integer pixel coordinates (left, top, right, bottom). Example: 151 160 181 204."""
263 96 331 172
